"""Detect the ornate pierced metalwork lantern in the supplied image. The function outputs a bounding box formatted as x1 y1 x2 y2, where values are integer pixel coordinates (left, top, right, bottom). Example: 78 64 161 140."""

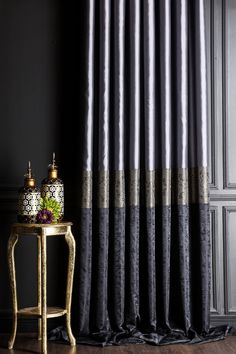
41 153 64 221
17 161 41 223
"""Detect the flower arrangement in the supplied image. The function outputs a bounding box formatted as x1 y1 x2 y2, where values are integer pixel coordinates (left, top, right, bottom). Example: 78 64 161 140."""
36 209 54 224
36 197 61 224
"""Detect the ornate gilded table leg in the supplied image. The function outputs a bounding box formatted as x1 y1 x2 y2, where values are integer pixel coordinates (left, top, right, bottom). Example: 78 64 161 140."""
41 230 47 353
8 232 19 350
65 227 76 346
38 235 42 341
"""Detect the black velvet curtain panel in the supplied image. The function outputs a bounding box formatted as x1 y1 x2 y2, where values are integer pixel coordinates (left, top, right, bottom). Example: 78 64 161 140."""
73 0 221 346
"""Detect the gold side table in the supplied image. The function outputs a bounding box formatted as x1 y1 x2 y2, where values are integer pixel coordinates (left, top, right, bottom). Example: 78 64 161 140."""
8 222 76 354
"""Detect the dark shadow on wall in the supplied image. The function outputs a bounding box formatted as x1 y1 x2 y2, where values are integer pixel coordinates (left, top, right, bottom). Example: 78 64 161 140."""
57 0 85 215
57 0 87 334
0 0 86 332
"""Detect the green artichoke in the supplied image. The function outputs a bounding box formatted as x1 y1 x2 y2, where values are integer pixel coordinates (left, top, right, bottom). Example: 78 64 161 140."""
40 197 61 222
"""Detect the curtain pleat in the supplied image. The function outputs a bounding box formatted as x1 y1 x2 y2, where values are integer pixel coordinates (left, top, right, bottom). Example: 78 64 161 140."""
109 0 126 332
142 0 157 331
157 1 172 331
90 0 111 333
98 0 110 171
125 0 141 328
78 0 95 335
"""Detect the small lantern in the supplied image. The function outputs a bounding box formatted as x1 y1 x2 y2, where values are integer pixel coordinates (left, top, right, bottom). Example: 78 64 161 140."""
17 161 41 223
41 153 64 221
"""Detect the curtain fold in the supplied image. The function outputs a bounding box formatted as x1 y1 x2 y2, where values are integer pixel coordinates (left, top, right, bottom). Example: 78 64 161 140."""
72 0 229 346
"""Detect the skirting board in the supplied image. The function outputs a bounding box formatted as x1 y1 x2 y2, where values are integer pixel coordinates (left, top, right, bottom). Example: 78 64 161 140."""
210 315 236 329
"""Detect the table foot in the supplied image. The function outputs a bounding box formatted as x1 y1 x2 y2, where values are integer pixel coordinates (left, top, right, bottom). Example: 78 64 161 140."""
8 314 17 349
66 315 76 346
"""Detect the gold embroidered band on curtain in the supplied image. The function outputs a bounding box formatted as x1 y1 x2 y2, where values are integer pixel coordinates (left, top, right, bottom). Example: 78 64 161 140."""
129 170 140 206
114 171 125 208
98 170 109 208
81 167 209 208
81 170 92 208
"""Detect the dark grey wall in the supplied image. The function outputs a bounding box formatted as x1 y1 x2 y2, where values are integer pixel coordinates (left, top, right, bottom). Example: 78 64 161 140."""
0 0 84 332
206 0 236 328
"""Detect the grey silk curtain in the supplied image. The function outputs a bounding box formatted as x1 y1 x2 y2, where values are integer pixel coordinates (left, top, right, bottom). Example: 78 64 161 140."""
75 0 214 345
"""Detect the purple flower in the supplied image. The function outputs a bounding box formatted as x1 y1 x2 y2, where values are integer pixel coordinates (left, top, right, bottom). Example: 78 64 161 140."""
36 209 54 224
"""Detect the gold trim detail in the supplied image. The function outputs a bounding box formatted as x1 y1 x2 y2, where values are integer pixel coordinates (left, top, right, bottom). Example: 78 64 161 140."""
114 171 125 208
199 167 209 203
98 170 109 208
145 171 155 208
129 170 140 206
189 167 209 204
176 168 189 205
81 170 92 208
80 167 209 208
155 169 172 206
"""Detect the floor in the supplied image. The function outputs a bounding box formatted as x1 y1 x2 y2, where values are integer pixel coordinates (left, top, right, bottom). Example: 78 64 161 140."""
0 334 236 354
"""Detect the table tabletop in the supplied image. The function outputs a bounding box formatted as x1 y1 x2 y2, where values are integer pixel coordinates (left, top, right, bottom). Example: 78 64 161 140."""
12 222 72 228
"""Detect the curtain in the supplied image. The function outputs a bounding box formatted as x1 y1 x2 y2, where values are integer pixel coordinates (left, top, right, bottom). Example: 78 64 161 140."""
70 0 226 346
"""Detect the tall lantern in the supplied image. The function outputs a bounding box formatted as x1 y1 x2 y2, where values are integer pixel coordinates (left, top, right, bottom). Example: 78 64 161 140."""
17 161 41 223
41 153 64 221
